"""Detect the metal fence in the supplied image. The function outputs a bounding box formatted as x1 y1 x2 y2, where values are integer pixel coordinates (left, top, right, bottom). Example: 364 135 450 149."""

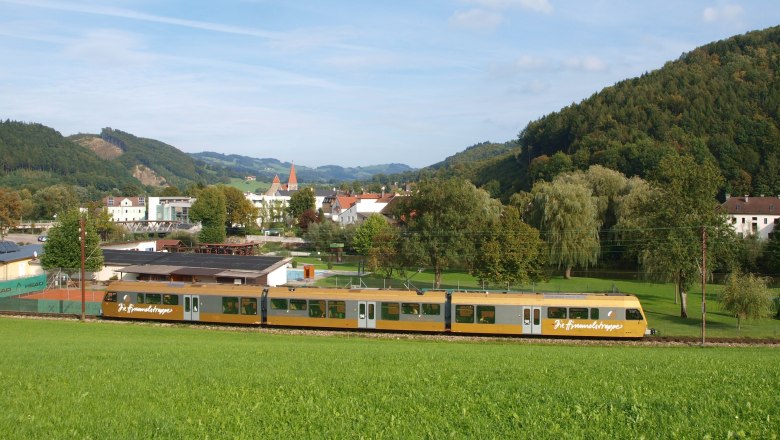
0 270 104 316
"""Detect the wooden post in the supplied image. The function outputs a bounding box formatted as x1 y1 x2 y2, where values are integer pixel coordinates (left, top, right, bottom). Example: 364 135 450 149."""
80 215 86 321
701 226 706 345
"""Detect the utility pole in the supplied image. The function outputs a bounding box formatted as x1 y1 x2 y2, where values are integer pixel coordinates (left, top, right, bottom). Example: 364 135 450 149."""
80 215 86 322
701 225 706 345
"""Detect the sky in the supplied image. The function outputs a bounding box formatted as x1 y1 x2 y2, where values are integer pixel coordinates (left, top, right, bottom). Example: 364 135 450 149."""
1 1 779 168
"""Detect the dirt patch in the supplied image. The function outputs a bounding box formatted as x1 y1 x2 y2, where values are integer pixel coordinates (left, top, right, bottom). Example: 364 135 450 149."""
132 164 167 186
74 136 123 160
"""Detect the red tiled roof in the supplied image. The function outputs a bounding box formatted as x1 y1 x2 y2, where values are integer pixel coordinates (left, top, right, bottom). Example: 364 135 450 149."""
722 196 780 215
288 162 297 185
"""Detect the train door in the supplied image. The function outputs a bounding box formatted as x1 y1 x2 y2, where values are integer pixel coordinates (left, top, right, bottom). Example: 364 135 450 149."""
184 295 200 321
522 306 541 335
358 301 376 329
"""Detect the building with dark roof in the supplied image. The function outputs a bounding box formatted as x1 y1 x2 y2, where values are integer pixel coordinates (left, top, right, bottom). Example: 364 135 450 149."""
0 241 43 282
96 250 291 286
722 195 780 240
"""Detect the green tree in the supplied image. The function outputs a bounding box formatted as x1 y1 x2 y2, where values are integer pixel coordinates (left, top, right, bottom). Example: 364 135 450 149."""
219 185 258 228
0 188 22 238
33 184 80 219
352 214 388 256
40 208 104 278
622 155 733 318
397 178 500 288
287 188 315 224
720 270 774 330
470 206 548 287
531 180 600 279
190 186 227 243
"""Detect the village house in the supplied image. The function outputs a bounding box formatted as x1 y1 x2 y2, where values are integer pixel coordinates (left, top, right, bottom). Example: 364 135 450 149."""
721 195 780 240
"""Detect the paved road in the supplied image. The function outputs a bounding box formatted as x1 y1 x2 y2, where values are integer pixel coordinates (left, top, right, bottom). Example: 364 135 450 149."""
2 233 42 245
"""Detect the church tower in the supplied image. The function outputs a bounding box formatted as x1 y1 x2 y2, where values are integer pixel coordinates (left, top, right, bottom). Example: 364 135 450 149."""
287 162 298 191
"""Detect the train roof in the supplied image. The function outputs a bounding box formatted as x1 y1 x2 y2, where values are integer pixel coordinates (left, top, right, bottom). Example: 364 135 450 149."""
268 287 447 302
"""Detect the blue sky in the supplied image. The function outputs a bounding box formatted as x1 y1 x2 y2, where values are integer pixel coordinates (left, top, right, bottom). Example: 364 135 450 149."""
1 1 778 168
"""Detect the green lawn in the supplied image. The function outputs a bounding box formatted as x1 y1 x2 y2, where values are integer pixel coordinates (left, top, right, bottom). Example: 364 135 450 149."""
1 317 778 438
226 177 269 193
291 257 780 339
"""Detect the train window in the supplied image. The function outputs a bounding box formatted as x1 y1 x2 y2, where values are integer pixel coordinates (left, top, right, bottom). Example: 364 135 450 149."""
523 308 531 325
328 301 346 319
402 303 420 315
241 298 258 315
626 309 643 320
477 306 495 324
590 308 600 319
309 300 326 318
104 292 117 302
271 298 288 310
533 308 540 326
163 294 178 305
455 305 474 323
146 294 162 305
422 304 441 315
289 299 307 311
569 308 588 319
137 293 145 304
547 307 566 319
222 297 239 314
381 302 400 320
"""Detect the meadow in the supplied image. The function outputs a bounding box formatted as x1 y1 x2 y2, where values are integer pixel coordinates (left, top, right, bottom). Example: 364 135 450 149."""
1 317 778 438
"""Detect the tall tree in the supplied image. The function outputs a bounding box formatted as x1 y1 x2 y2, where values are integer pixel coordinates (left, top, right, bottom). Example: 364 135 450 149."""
287 188 315 224
219 185 258 228
720 270 774 330
0 188 22 239
531 180 601 279
470 205 548 287
397 178 500 288
40 208 104 278
190 186 227 243
32 184 80 219
352 214 389 256
621 155 733 318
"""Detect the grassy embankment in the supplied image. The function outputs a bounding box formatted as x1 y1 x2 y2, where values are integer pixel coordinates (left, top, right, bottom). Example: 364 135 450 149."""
1 317 778 438
292 256 780 339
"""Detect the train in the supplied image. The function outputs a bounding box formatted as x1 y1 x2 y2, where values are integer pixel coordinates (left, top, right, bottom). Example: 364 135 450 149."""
101 280 650 338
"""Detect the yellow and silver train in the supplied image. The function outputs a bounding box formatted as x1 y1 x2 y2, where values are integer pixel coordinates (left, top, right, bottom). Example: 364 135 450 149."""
101 281 650 338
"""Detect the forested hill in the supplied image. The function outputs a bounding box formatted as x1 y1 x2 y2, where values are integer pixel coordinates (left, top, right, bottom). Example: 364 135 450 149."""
192 151 415 183
511 25 780 196
0 121 141 191
71 128 227 188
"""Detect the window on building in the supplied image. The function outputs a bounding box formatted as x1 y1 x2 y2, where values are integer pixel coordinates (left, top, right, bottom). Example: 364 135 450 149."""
139 197 145 206
107 197 114 206
765 218 768 224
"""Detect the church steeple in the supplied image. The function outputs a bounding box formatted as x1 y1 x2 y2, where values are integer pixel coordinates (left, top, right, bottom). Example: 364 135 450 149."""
287 162 298 191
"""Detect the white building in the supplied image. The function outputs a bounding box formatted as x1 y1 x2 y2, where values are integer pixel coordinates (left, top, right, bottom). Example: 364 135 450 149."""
722 195 780 240
103 196 147 222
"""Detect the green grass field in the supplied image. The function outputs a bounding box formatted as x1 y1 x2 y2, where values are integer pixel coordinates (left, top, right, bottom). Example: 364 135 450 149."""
1 317 778 438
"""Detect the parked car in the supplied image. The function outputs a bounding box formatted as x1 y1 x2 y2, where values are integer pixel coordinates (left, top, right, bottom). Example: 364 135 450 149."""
37 235 47 242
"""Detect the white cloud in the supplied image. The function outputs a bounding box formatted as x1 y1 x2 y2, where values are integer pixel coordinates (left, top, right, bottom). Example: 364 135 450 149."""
515 54 549 70
563 55 608 72
463 0 553 14
449 9 504 30
63 29 154 65
702 4 744 24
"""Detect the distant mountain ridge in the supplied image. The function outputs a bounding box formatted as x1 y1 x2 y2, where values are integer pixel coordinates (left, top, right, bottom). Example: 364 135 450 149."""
191 151 415 183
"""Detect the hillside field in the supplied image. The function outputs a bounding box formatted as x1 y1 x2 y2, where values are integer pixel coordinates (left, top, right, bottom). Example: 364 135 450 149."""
1 317 778 438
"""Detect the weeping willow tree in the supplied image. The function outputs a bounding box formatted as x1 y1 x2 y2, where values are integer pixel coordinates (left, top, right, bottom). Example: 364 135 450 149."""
531 180 601 279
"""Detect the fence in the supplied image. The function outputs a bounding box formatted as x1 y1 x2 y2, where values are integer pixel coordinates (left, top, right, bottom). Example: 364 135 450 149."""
0 271 105 316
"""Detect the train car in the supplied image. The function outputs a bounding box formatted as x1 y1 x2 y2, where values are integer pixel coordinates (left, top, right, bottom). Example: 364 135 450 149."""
101 281 648 338
266 287 447 332
450 292 647 338
102 281 263 325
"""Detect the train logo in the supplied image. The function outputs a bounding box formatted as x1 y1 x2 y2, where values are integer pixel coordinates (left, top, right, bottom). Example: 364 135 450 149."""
552 319 624 332
117 303 174 316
